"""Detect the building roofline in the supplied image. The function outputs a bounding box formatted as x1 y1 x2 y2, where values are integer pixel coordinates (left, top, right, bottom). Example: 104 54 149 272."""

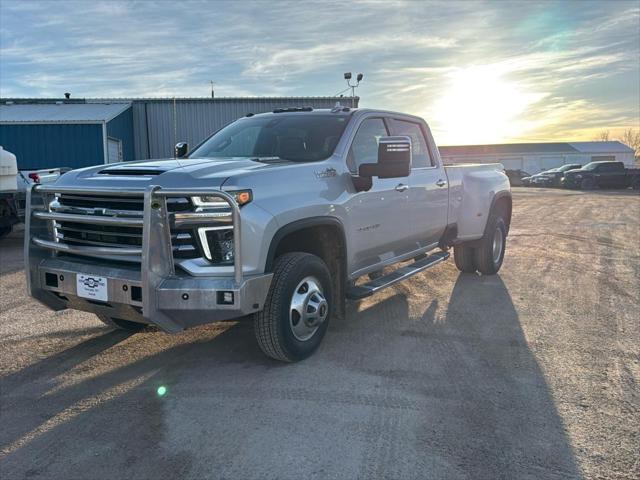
0 102 132 124
2 96 358 103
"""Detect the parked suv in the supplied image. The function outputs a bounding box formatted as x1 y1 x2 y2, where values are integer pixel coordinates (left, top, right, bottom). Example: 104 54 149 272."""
25 107 511 361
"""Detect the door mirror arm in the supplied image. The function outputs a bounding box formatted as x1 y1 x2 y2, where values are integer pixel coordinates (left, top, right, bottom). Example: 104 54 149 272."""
352 175 373 192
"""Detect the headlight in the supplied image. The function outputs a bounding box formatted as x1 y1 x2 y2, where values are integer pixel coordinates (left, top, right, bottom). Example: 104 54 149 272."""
192 189 252 208
198 226 234 263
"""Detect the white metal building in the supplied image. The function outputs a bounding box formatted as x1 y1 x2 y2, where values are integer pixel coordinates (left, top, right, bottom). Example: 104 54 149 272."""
439 142 636 174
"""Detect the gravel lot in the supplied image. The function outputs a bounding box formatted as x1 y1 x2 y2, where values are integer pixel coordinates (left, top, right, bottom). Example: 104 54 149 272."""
1 188 638 480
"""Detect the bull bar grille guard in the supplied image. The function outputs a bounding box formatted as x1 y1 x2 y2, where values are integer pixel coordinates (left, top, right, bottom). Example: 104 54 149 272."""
25 184 244 332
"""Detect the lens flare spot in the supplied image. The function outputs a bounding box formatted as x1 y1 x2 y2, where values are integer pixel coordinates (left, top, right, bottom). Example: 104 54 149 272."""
157 386 167 397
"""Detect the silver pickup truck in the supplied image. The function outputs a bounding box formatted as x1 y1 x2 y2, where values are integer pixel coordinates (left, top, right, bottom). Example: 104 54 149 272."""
25 107 511 361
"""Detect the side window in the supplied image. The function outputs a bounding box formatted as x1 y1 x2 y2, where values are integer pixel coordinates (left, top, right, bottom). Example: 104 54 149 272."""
390 119 433 168
347 118 388 172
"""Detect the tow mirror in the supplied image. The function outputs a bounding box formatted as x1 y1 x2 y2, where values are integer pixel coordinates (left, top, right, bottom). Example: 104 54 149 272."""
175 142 189 158
358 136 412 181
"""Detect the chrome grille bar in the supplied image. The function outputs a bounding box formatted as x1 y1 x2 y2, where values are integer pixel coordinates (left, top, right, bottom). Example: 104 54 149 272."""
33 237 142 256
34 210 144 227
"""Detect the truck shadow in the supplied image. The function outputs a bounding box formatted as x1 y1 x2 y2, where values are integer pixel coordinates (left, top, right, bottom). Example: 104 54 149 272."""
0 274 582 479
0 228 26 275
338 273 582 479
421 273 581 479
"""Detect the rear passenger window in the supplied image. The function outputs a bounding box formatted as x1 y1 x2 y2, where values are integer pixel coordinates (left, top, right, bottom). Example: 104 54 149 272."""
390 119 433 168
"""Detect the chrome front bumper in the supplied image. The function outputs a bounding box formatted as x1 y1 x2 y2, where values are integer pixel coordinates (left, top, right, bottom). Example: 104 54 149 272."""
25 184 272 332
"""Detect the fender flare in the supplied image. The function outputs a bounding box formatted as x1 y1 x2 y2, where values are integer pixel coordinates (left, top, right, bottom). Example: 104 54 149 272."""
488 190 512 231
264 216 347 273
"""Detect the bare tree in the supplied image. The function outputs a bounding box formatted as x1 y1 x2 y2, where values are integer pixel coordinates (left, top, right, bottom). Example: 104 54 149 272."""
618 128 640 160
594 130 610 141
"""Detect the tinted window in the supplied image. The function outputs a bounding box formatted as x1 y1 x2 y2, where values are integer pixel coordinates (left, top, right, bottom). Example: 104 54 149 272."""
347 118 388 171
390 119 433 167
191 114 350 162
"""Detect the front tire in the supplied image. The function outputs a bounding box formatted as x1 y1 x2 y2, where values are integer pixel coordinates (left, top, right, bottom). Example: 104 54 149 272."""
254 252 332 362
581 177 596 190
474 215 507 275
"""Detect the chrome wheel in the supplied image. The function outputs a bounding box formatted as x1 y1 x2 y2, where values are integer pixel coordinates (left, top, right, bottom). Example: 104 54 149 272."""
492 227 504 264
289 276 328 341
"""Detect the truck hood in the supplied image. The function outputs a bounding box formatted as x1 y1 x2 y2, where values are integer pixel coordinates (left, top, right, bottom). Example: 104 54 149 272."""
54 157 292 190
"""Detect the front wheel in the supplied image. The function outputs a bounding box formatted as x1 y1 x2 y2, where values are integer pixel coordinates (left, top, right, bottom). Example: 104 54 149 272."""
254 252 332 362
474 215 507 275
581 177 596 190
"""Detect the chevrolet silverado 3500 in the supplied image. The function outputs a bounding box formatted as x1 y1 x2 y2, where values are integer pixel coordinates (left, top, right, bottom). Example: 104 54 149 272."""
25 107 511 361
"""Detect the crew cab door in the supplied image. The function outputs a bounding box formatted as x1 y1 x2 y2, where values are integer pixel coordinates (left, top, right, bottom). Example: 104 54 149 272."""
388 118 448 248
595 162 626 188
345 116 413 273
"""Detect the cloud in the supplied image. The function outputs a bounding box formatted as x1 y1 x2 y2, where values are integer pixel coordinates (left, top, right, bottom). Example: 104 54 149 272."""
0 0 638 143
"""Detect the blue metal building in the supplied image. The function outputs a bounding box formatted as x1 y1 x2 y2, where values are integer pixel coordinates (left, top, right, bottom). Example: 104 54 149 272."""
0 103 134 170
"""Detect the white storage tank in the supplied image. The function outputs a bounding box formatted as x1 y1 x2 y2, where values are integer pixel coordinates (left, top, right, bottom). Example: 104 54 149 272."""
0 146 18 191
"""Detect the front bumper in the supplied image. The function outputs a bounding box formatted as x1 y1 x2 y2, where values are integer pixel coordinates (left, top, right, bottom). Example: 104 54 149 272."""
31 257 272 331
25 185 272 332
561 177 579 188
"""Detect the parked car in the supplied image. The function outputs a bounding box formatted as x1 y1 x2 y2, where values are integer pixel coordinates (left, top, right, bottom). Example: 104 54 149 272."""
562 161 640 190
15 167 68 217
505 169 531 187
25 107 511 362
523 168 558 186
536 163 583 187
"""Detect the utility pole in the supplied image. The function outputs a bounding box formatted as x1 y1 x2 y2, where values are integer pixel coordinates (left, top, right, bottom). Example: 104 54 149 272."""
210 81 215 99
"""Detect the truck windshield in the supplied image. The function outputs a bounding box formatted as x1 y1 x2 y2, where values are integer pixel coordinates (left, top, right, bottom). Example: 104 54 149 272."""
190 114 350 162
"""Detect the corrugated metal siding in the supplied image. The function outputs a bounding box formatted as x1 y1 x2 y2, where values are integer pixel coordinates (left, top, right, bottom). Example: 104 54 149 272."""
106 106 134 161
0 123 104 170
132 97 358 159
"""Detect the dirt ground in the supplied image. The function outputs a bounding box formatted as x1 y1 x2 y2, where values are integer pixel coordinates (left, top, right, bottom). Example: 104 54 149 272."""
0 187 638 480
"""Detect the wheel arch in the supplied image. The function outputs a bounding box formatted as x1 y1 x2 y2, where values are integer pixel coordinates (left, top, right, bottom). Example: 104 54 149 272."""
489 191 512 233
265 217 348 319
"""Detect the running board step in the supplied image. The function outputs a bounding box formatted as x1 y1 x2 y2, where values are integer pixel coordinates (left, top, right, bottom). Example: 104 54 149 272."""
346 251 450 300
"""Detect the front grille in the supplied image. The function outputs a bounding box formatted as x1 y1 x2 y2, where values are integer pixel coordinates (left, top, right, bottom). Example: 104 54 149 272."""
53 194 199 259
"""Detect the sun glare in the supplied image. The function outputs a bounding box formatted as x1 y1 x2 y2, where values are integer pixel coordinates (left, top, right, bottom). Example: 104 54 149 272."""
431 65 545 145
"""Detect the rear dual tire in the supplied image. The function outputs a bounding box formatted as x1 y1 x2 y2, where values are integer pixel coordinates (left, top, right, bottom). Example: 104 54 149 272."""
454 214 506 275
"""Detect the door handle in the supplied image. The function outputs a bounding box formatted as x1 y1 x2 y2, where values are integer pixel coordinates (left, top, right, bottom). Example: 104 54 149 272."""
395 183 409 192
436 179 447 187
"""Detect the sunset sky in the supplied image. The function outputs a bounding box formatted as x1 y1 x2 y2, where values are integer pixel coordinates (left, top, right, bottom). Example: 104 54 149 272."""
1 0 638 145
